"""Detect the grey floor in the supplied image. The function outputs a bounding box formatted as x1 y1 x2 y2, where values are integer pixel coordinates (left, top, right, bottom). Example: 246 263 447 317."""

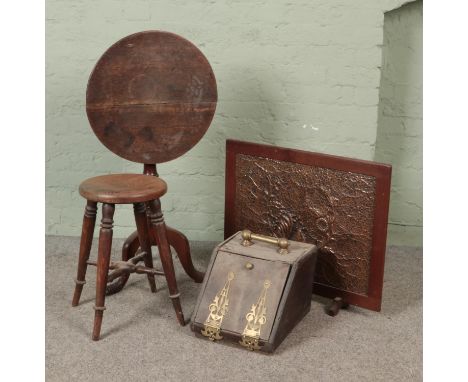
46 236 422 382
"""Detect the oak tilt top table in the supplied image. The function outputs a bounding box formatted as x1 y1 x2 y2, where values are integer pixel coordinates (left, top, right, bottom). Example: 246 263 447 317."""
72 30 217 340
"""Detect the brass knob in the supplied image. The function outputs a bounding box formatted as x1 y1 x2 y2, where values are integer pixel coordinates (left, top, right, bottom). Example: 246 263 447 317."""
245 262 254 270
241 230 253 246
278 238 289 255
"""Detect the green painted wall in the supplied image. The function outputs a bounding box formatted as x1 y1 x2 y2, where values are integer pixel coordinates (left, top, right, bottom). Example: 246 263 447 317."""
46 0 421 245
375 1 423 246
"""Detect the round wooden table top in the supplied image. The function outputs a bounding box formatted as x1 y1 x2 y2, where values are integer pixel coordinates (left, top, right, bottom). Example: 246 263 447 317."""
86 31 217 164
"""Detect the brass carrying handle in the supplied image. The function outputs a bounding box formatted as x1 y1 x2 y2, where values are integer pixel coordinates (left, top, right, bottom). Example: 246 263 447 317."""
241 229 289 255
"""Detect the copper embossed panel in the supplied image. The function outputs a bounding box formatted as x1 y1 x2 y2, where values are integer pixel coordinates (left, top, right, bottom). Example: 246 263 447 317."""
225 140 392 311
235 154 376 295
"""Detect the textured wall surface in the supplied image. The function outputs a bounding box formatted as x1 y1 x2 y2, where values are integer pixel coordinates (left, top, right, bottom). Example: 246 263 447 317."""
46 0 417 243
375 1 423 246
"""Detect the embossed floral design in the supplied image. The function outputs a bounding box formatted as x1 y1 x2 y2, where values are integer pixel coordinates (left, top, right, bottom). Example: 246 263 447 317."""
234 155 376 295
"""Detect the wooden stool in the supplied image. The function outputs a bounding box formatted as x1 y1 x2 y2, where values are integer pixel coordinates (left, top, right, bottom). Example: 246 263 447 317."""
71 31 217 340
73 174 186 340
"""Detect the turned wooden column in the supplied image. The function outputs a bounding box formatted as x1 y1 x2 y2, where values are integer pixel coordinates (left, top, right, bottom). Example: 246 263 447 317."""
144 164 204 281
145 164 204 281
72 201 97 306
147 199 185 326
133 202 157 293
92 203 115 341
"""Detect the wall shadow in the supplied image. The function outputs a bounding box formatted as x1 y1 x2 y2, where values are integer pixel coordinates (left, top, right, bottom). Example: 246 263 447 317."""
374 0 423 246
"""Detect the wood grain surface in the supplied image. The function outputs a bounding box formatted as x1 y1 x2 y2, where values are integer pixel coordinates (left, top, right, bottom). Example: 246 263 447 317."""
86 31 217 164
79 173 167 203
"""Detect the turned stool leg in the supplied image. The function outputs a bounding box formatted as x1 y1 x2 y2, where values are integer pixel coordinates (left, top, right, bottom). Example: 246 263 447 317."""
72 201 97 306
92 203 115 341
133 202 157 293
147 199 185 326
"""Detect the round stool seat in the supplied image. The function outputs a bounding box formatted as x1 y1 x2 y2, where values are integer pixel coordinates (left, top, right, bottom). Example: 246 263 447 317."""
79 174 167 204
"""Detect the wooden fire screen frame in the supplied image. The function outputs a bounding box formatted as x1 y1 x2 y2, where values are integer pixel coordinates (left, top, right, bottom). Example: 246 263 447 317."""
224 139 392 311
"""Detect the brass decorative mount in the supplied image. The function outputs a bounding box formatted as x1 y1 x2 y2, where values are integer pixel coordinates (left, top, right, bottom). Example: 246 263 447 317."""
201 272 235 342
239 280 271 351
